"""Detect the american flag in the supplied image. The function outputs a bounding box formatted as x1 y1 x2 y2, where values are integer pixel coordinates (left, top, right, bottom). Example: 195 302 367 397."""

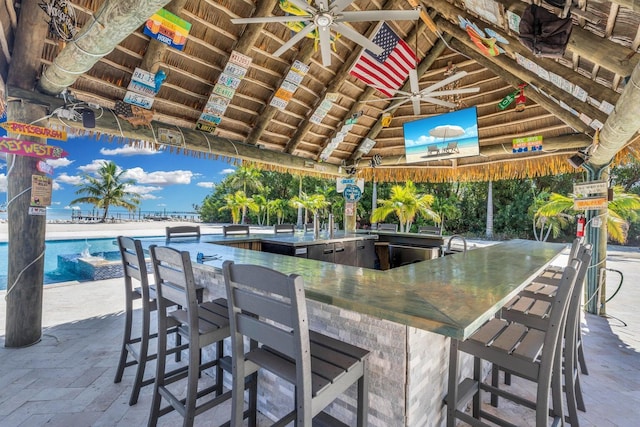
349 22 416 98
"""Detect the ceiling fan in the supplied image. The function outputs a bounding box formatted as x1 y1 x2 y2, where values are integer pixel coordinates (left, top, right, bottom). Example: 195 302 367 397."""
231 0 420 67
369 70 481 115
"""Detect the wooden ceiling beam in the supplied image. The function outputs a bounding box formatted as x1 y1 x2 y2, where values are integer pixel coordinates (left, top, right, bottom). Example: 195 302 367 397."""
441 21 599 135
428 0 620 108
8 86 342 177
38 0 173 95
283 0 407 153
347 32 451 163
495 0 637 77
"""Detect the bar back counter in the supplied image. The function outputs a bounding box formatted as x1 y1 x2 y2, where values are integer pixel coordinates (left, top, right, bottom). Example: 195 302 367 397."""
148 233 564 426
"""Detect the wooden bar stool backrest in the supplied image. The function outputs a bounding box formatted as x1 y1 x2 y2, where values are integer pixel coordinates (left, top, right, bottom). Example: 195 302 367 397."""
223 224 250 236
377 223 398 232
149 245 199 317
165 225 200 241
418 225 441 235
223 261 370 426
274 223 295 233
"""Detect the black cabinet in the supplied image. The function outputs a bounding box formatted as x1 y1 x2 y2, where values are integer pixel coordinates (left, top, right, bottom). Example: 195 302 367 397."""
335 241 357 266
356 239 376 269
262 242 307 258
308 243 335 263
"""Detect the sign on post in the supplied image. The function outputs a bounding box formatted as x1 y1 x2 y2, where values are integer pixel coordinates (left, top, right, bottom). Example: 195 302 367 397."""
573 181 608 196
343 185 362 203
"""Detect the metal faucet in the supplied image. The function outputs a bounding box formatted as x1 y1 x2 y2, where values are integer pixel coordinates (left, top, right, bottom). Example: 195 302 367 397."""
313 213 320 239
445 235 468 255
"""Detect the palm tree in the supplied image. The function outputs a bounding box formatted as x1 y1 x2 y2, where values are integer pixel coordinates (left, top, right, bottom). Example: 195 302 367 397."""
267 198 288 225
371 180 440 233
535 186 640 244
70 161 139 222
289 192 329 224
219 191 259 224
228 165 263 223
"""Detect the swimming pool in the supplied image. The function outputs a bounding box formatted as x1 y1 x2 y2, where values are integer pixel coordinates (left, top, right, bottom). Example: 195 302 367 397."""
0 237 151 290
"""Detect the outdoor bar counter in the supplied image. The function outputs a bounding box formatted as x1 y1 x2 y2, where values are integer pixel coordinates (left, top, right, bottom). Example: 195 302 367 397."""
151 236 564 426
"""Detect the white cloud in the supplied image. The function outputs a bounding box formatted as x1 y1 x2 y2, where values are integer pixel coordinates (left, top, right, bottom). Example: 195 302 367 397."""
52 181 62 191
157 203 167 207
77 159 111 174
65 205 81 210
124 167 194 185
220 168 235 174
46 157 73 168
126 184 163 200
197 181 215 188
100 145 160 156
55 173 84 185
0 173 6 192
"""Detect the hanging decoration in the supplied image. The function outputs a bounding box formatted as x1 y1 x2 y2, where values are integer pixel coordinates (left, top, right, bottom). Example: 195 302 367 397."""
270 60 310 110
123 67 165 111
497 83 528 111
143 8 191 51
458 16 500 56
39 0 78 41
197 51 252 133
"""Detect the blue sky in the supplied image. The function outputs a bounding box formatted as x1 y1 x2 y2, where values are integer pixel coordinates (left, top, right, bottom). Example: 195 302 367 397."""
0 131 235 215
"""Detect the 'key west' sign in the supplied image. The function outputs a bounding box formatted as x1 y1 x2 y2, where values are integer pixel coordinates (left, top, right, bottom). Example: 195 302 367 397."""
0 137 68 159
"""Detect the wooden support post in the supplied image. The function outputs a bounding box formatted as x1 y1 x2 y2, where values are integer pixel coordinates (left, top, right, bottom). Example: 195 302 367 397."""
4 101 48 347
4 0 49 348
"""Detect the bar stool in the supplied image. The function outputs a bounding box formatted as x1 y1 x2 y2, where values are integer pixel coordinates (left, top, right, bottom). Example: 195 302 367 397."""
113 236 187 406
222 260 370 426
148 245 256 427
446 259 581 427
497 243 592 425
222 224 250 236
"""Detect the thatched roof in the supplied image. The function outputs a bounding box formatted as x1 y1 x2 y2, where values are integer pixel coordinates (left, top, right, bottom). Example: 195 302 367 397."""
2 0 640 182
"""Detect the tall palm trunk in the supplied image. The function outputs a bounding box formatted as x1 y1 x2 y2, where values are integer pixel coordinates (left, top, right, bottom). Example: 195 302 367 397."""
486 181 494 239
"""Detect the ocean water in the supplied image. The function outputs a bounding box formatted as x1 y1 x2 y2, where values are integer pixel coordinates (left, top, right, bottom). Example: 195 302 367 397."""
0 237 138 290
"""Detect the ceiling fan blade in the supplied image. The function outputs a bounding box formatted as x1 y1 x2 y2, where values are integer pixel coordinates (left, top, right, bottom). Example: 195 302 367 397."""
290 0 317 13
361 95 412 102
428 87 481 97
409 69 420 93
421 71 469 95
383 98 411 113
331 0 354 13
420 96 458 109
273 23 317 57
317 0 329 11
231 15 311 24
412 98 421 116
334 22 383 55
338 9 421 23
319 25 333 66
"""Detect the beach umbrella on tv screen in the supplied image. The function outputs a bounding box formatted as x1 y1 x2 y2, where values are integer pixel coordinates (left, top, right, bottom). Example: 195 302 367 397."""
429 125 464 139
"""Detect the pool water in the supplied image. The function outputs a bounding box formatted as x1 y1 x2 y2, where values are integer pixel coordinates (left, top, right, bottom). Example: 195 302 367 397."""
0 237 149 290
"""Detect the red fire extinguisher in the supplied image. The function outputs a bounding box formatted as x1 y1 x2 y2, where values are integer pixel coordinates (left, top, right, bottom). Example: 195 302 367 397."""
576 215 586 237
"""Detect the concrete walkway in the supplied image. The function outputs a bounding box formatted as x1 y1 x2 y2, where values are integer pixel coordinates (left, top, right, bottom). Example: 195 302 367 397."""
0 241 638 425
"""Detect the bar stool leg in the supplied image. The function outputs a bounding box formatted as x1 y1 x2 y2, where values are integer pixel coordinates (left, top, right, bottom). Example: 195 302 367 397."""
356 360 369 427
114 294 134 384
129 302 151 405
148 311 167 427
446 339 460 427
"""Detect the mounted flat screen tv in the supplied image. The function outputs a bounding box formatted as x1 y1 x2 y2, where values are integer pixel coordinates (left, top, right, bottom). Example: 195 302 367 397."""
403 106 479 163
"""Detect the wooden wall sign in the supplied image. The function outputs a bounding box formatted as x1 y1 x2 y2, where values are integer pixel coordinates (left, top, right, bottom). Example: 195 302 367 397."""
31 175 53 207
0 137 69 159
0 122 67 140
